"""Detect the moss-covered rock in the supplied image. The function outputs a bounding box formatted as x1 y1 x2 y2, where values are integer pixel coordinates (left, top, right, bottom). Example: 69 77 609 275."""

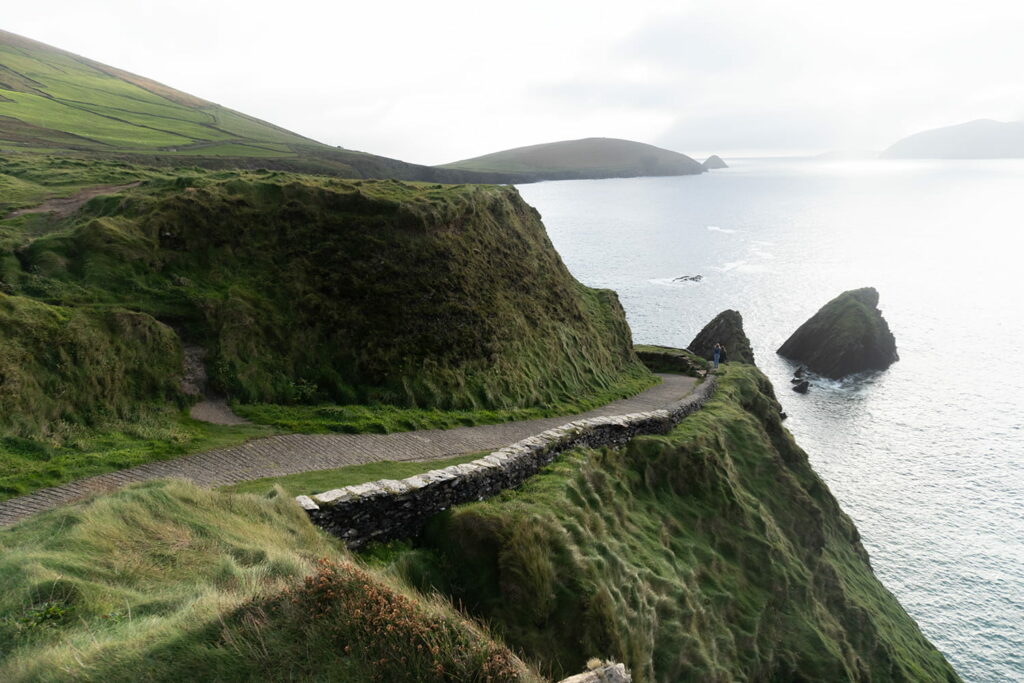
778 287 898 378
687 309 755 364
405 366 960 682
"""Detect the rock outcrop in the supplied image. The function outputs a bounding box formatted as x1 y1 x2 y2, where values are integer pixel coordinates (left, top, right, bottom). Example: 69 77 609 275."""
702 154 729 169
688 309 755 364
777 287 898 378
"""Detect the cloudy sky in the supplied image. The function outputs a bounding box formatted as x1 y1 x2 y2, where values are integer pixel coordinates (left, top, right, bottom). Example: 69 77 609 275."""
5 0 1023 164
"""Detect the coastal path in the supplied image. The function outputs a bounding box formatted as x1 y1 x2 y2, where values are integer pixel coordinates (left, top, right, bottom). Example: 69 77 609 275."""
0 374 698 527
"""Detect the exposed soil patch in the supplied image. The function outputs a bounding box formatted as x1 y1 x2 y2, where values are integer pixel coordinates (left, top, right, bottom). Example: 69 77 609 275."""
4 181 141 219
181 344 250 426
190 399 251 426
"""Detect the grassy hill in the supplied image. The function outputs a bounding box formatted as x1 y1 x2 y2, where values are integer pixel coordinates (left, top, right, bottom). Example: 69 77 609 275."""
439 137 706 181
0 30 515 182
0 156 653 496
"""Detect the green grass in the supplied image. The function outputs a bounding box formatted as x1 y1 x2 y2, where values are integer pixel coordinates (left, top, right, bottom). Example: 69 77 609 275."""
0 480 538 681
0 410 273 501
235 372 657 434
0 37 311 154
221 451 488 497
633 344 707 376
377 366 961 682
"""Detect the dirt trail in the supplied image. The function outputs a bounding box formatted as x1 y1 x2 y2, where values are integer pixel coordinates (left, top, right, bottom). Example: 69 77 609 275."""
5 181 141 219
180 344 250 426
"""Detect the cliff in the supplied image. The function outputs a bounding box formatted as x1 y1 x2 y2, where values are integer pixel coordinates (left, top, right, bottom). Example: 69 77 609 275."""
398 365 960 682
0 367 960 681
778 287 898 378
0 165 650 429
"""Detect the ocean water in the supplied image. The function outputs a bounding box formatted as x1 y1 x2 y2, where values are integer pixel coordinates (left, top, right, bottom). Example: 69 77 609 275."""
517 159 1024 682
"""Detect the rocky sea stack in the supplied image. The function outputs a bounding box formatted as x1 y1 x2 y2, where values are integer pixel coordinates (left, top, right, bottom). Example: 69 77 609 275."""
688 309 755 364
778 287 898 378
702 154 729 169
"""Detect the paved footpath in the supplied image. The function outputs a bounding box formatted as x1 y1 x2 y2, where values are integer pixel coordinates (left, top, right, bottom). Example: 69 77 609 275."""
0 374 697 527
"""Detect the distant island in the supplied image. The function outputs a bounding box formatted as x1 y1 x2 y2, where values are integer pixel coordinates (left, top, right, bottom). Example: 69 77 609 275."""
882 119 1024 158
438 137 707 181
702 154 728 169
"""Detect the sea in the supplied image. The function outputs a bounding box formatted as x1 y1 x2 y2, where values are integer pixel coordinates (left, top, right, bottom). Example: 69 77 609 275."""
517 158 1024 683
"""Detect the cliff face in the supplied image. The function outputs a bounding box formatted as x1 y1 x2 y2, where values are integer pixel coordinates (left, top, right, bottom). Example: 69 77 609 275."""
0 171 650 429
778 287 898 378
400 366 959 682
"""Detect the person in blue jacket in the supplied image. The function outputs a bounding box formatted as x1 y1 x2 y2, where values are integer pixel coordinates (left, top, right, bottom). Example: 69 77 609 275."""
713 342 722 369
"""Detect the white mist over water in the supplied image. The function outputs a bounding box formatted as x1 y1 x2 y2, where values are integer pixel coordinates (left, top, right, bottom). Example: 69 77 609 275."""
517 159 1024 682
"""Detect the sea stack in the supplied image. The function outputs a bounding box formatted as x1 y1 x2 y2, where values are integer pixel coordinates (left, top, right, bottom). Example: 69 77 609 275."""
688 309 755 364
778 287 898 378
702 155 729 170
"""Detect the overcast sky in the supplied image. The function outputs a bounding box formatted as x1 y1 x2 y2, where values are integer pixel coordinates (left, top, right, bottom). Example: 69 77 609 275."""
5 0 1023 164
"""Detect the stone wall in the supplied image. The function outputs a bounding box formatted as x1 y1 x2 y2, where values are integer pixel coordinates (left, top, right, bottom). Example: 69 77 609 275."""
298 376 717 549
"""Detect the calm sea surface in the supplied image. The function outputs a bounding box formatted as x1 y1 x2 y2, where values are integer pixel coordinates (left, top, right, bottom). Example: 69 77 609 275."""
517 159 1024 682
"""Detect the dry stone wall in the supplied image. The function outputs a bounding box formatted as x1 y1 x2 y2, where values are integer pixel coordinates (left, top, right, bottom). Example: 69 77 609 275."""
298 376 717 548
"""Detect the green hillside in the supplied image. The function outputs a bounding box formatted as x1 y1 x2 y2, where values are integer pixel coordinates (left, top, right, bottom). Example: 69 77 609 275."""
0 30 515 182
0 480 539 681
0 156 653 495
439 137 706 181
395 366 962 682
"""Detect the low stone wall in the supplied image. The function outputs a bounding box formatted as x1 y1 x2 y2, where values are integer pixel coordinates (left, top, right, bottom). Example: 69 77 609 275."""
298 376 717 549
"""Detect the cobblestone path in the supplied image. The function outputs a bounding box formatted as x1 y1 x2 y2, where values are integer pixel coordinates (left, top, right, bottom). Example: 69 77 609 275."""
0 374 697 527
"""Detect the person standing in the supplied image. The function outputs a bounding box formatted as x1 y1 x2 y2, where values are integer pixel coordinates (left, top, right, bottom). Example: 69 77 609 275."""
713 342 722 369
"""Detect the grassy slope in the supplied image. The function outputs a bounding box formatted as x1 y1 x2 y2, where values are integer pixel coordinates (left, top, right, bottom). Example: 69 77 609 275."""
439 138 705 180
387 365 960 682
0 30 521 184
0 481 538 681
0 156 653 498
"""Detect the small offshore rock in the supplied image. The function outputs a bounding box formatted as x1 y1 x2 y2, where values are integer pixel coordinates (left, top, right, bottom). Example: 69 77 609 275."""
688 309 755 364
778 287 898 378
793 380 810 394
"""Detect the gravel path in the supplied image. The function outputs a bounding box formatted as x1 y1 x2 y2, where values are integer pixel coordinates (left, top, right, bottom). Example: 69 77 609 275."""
0 374 698 527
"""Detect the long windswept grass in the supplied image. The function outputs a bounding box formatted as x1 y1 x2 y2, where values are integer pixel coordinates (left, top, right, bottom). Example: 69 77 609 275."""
0 480 538 681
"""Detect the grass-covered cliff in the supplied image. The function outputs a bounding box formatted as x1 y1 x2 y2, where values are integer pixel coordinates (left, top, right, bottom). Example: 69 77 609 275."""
384 365 960 682
0 366 959 681
0 155 653 496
